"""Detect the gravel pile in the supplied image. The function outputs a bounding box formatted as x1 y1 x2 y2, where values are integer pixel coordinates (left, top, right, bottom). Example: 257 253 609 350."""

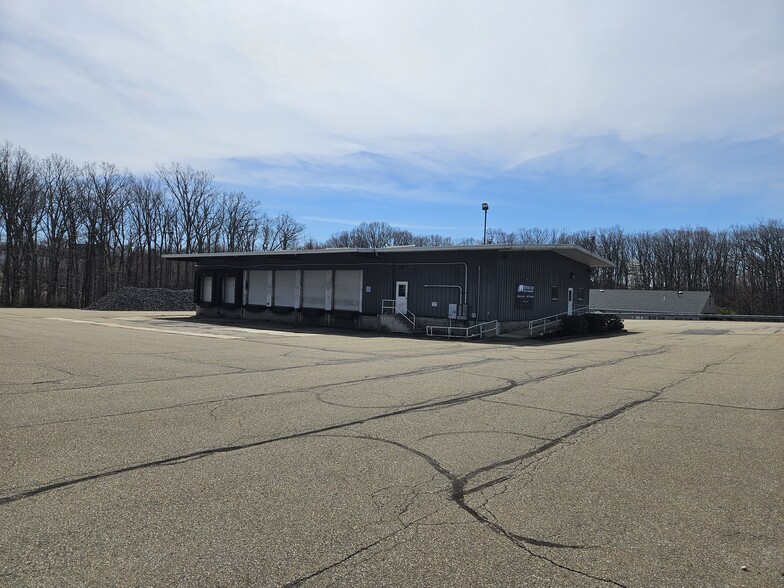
85 287 195 311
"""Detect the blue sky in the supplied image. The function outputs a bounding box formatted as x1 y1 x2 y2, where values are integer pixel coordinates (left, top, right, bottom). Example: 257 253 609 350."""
1 1 782 242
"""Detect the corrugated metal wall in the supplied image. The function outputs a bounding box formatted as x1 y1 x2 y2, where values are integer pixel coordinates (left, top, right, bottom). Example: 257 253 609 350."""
496 251 592 321
359 250 498 321
195 249 593 323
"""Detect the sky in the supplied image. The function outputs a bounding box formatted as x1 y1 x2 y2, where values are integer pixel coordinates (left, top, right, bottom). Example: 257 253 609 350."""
1 0 783 242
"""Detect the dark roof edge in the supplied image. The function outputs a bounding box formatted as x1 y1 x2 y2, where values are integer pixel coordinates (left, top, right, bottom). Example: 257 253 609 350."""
162 244 614 268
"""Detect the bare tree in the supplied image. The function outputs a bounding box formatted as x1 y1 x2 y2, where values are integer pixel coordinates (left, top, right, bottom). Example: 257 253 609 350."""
157 163 219 254
80 162 128 305
734 220 784 314
484 227 516 244
0 142 39 306
4 139 784 316
260 213 305 251
129 174 165 286
410 234 454 247
220 191 260 252
322 221 412 248
40 154 79 305
593 226 631 288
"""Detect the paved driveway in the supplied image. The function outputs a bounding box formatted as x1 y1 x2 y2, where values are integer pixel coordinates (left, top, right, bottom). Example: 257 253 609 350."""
1 309 782 587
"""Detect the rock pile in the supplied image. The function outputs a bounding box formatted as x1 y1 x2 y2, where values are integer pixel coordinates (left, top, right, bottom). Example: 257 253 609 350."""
85 287 195 311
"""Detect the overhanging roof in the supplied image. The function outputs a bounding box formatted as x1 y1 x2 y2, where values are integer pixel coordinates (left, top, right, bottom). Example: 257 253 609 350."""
163 244 614 268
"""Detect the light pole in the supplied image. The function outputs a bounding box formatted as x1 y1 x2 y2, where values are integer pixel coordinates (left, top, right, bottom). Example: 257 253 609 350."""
482 202 489 244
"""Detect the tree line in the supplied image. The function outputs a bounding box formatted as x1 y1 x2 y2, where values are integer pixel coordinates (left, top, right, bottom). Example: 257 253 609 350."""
1 142 305 307
489 224 783 315
324 221 784 315
2 141 782 314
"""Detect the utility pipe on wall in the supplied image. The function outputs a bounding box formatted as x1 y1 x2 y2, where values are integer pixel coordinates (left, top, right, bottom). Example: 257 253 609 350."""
476 266 481 325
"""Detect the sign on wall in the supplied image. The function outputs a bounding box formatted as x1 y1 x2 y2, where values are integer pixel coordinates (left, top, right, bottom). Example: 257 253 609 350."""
516 283 534 303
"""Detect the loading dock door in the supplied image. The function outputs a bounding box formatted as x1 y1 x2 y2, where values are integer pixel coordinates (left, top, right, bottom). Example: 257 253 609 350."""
274 270 297 307
247 270 270 306
223 276 236 305
334 270 363 311
201 276 213 303
395 281 408 314
302 270 327 308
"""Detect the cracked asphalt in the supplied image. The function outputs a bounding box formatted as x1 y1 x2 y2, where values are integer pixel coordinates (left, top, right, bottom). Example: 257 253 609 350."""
1 309 782 587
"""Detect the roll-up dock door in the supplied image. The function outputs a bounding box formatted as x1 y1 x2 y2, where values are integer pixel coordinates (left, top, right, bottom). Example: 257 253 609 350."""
247 270 270 306
201 276 213 303
274 270 297 307
302 270 328 309
333 270 363 311
223 276 236 305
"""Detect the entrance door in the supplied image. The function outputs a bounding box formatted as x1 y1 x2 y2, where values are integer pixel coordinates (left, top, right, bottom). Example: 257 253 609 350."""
395 281 408 314
567 287 574 316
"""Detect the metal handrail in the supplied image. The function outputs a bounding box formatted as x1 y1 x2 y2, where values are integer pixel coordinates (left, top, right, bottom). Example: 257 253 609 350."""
404 309 416 329
528 306 589 337
381 299 416 329
426 320 498 339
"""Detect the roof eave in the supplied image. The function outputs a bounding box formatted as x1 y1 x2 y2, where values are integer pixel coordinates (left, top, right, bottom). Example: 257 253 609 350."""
162 244 615 268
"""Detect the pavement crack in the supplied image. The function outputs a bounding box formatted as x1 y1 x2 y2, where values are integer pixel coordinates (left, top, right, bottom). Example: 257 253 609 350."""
654 399 783 411
453 495 625 586
207 400 228 422
318 433 603 573
325 432 458 481
8 357 496 431
479 397 599 419
417 430 553 443
280 508 444 588
280 532 394 588
459 391 661 493
0 379 517 505
2 342 723 588
444 346 761 586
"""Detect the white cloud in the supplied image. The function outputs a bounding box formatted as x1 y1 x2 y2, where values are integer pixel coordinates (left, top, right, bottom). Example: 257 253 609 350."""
3 2 782 160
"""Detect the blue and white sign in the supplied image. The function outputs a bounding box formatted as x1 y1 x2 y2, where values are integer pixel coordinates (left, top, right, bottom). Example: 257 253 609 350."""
516 283 534 303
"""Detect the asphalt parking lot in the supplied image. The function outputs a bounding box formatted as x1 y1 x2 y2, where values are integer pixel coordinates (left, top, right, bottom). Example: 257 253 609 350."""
1 309 782 587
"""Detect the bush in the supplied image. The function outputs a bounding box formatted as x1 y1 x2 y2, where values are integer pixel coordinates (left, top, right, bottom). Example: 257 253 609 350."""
604 314 624 331
560 315 588 335
557 313 623 337
583 313 604 333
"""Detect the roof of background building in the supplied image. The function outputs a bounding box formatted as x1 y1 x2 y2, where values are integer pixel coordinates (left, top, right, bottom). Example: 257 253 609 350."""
589 289 715 314
163 244 615 268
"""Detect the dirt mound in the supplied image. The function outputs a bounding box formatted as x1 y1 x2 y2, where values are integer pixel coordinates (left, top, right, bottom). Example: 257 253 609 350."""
85 287 195 311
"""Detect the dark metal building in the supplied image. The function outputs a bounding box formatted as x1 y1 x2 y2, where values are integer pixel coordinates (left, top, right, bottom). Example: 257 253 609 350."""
164 245 613 336
589 289 718 317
